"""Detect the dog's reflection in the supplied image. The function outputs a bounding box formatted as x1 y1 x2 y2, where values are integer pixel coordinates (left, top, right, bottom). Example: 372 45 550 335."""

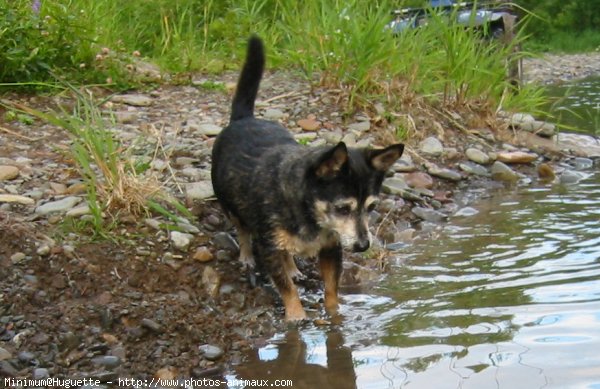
234 329 357 389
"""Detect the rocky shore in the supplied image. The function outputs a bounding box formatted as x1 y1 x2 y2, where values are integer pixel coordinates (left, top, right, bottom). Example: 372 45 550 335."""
1 53 600 383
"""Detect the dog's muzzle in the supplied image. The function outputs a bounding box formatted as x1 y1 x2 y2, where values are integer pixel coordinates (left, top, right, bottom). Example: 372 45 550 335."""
352 239 370 252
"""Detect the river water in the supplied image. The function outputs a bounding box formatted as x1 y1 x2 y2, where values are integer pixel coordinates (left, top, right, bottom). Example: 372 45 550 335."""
228 84 600 388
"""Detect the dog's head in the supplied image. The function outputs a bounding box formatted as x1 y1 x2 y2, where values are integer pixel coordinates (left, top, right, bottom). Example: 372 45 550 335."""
307 142 404 252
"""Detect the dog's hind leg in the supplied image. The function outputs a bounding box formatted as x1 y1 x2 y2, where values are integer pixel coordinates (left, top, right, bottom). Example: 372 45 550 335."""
231 217 255 270
319 244 343 315
283 253 304 281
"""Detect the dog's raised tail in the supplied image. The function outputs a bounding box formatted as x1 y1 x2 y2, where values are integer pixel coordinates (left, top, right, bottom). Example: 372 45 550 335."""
230 36 265 122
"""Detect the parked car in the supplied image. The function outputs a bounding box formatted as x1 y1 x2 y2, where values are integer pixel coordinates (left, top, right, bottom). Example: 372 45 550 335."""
387 0 522 85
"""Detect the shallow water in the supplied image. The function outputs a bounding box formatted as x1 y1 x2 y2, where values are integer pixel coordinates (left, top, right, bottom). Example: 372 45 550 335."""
545 76 600 134
228 172 600 388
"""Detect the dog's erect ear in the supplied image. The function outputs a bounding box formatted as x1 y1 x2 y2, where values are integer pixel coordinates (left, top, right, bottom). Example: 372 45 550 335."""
315 142 348 179
367 143 404 172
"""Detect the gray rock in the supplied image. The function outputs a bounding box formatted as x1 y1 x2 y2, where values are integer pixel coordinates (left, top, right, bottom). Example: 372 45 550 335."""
348 121 371 133
197 123 222 136
33 367 50 379
91 355 121 369
509 112 535 125
412 207 447 222
170 231 194 251
382 177 409 195
559 170 587 184
17 351 36 363
459 162 490 177
519 120 556 137
0 165 19 181
555 133 600 158
66 204 90 217
141 318 163 333
393 159 416 172
199 344 224 361
263 108 285 120
420 137 444 156
0 347 11 361
111 94 153 107
10 252 26 264
491 161 519 182
0 360 19 377
570 157 594 170
428 166 462 181
454 207 479 217
35 196 81 215
185 181 214 201
213 232 239 252
465 148 490 164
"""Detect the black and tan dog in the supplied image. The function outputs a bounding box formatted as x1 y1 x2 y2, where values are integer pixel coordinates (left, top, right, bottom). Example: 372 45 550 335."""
211 36 404 320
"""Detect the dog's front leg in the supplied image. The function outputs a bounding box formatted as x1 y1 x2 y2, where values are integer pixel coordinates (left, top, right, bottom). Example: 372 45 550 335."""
256 241 307 321
319 244 343 314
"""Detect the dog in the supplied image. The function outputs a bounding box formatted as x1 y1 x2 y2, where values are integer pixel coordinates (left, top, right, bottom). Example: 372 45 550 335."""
211 36 404 320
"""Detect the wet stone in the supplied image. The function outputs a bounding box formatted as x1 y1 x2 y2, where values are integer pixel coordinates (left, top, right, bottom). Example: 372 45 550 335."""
465 148 490 164
570 157 594 170
560 170 587 184
459 162 490 177
454 207 479 217
491 161 520 182
412 207 447 222
428 167 462 181
199 344 224 361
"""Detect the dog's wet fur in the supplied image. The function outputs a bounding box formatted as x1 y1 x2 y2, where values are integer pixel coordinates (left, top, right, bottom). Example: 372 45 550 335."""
211 36 404 320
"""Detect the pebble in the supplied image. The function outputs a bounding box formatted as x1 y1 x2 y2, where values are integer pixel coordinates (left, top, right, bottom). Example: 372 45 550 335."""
420 137 444 156
263 108 285 120
465 148 491 164
509 112 535 125
113 111 138 124
382 177 409 195
141 318 163 333
559 170 587 184
0 347 11 361
348 121 370 133
10 252 26 264
496 151 538 164
428 166 462 181
454 207 479 217
111 94 153 107
202 266 220 298
0 360 19 377
570 157 594 170
17 351 36 364
193 247 214 262
66 204 91 217
412 207 447 222
537 163 556 180
91 355 121 369
35 196 81 215
405 172 433 189
213 232 239 252
459 162 490 177
0 165 19 181
33 367 50 379
519 120 556 138
197 123 222 136
155 366 177 380
185 181 215 201
0 194 34 205
170 231 194 251
199 344 224 361
297 118 321 131
491 161 520 182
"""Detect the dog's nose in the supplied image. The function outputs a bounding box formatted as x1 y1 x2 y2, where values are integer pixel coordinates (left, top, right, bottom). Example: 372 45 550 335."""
353 240 370 252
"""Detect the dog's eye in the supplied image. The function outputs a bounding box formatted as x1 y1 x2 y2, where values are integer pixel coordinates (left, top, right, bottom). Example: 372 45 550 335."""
367 202 378 212
334 204 352 215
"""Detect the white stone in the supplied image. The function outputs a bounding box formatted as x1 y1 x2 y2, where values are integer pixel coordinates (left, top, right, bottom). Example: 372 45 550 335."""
35 197 81 215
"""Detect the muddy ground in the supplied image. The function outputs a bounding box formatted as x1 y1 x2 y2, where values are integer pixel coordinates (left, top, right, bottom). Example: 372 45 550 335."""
1 53 599 383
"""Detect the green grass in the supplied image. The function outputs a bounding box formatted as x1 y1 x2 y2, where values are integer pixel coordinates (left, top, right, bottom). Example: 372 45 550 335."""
525 29 600 53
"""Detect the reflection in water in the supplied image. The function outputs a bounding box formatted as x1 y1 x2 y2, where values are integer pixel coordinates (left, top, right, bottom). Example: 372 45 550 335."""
233 329 356 389
544 76 600 132
231 173 600 388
